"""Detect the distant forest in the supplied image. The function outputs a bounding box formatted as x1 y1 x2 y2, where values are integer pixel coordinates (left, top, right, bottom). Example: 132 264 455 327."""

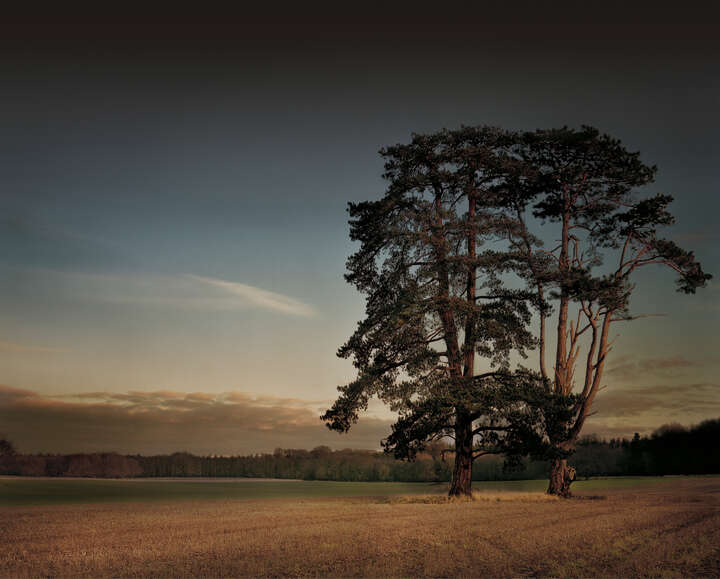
1 419 718 481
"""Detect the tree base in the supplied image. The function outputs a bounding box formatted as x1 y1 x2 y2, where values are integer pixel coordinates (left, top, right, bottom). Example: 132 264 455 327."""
449 414 473 497
448 465 472 497
547 459 576 498
448 485 473 498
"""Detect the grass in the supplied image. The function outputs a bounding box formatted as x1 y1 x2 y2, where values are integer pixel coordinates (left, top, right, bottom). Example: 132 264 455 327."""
390 491 564 504
0 478 446 506
0 475 680 507
2 476 719 577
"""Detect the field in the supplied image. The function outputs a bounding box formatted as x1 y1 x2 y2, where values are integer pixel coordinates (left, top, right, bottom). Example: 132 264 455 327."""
1 476 719 577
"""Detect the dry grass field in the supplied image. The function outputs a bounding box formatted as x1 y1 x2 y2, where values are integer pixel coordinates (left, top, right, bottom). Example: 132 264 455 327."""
1 477 719 577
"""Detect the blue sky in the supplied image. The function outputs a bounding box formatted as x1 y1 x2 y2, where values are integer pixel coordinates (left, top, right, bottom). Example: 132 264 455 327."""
1 8 719 453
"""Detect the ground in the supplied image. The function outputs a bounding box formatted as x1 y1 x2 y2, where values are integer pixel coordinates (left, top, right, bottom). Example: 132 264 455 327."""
1 477 719 577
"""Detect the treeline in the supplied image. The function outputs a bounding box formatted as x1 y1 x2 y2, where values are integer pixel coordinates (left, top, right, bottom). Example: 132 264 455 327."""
1 419 718 480
0 451 142 478
0 444 534 481
135 446 450 481
0 444 451 481
573 419 720 478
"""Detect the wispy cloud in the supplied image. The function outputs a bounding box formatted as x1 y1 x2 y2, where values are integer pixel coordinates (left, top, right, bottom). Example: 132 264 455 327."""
0 340 66 354
0 214 128 270
591 382 720 420
671 231 718 245
8 269 316 317
607 355 698 381
187 275 315 317
0 386 389 455
582 380 720 439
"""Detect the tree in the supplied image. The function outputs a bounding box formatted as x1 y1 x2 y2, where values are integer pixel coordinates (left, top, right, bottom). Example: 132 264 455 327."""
0 437 17 456
321 127 565 496
323 124 710 498
503 126 711 495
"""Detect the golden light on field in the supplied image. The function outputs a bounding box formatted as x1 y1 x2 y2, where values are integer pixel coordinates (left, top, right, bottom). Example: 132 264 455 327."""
2 478 719 577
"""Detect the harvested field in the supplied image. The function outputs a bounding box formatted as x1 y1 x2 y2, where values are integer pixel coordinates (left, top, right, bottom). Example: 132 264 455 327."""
1 476 719 577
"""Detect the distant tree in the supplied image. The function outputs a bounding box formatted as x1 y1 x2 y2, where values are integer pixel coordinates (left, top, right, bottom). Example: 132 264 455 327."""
322 127 568 496
0 437 17 456
310 445 332 458
573 435 623 478
0 437 19 476
65 453 142 478
503 126 711 495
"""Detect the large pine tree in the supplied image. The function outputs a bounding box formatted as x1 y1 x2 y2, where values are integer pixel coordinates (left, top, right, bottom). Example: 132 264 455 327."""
322 127 560 496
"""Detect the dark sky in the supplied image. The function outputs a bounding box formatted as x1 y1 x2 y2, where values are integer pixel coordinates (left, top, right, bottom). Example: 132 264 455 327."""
1 6 719 454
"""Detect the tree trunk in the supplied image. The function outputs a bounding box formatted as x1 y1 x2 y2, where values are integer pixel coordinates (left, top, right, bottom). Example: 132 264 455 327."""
547 458 576 497
449 413 473 497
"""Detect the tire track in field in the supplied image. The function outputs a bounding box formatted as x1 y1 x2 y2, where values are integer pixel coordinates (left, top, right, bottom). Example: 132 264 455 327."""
529 504 720 577
608 509 720 576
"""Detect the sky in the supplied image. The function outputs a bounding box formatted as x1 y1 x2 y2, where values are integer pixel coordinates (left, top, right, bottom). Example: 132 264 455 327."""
1 6 719 454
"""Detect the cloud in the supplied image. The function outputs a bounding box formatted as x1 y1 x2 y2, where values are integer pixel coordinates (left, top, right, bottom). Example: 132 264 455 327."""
0 384 39 403
671 231 718 245
0 340 66 354
0 214 128 271
8 269 316 317
4 380 719 453
606 355 698 381
187 274 315 317
0 386 391 455
587 381 720 435
592 382 720 418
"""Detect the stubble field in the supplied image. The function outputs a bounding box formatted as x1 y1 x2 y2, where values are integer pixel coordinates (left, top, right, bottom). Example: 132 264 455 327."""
1 476 719 577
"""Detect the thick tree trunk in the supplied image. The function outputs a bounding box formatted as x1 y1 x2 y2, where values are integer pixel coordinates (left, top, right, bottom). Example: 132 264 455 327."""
547 458 576 497
449 413 473 497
